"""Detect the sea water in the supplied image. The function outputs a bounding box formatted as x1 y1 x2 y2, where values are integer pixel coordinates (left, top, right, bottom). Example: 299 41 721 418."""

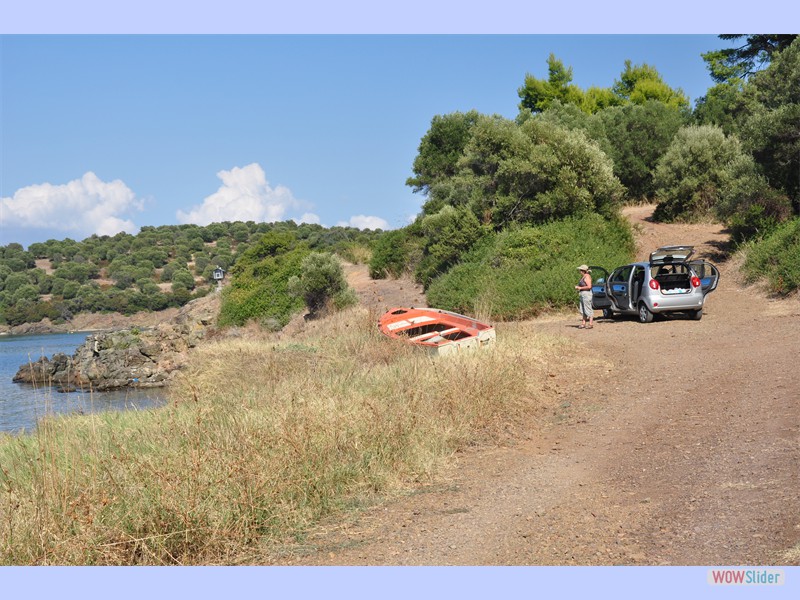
0 331 165 434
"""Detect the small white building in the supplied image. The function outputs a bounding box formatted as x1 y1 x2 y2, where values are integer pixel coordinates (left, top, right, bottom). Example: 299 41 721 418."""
213 266 226 292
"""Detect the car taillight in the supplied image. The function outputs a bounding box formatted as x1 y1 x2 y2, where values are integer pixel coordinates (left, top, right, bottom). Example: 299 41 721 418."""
649 279 660 290
691 276 701 288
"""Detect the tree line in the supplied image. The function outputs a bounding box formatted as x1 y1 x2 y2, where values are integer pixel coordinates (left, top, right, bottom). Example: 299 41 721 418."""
368 35 799 315
0 221 382 327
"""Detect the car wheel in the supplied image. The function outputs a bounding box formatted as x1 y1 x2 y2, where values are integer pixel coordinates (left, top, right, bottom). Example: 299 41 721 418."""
690 308 703 320
602 307 615 319
638 302 654 323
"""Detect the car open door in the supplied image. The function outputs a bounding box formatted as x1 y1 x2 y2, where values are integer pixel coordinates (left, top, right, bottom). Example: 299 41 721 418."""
689 260 720 294
607 265 633 311
589 266 611 310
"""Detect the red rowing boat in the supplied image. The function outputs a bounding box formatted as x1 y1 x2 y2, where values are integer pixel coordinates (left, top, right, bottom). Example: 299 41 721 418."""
378 307 496 355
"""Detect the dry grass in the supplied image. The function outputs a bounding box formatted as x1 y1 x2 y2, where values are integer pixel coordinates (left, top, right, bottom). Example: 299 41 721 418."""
0 307 573 565
783 542 800 565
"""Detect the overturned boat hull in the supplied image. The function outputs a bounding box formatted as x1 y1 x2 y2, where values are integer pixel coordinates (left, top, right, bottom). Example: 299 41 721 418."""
378 307 496 355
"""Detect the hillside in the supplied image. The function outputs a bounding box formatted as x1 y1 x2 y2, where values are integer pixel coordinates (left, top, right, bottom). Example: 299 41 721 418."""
0 221 382 332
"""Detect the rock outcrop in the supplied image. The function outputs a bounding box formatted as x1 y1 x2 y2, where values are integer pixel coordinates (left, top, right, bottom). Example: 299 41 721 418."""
13 294 219 391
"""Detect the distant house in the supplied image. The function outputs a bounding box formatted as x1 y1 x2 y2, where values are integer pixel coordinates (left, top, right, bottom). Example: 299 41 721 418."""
212 266 226 281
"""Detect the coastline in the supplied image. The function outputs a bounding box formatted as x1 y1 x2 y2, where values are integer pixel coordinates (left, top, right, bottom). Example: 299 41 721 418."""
0 306 183 337
10 293 221 392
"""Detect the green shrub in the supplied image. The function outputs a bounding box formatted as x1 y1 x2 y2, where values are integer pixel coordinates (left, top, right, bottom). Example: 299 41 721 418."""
415 206 486 288
171 268 196 291
426 214 635 319
711 153 793 244
653 125 765 223
368 229 413 279
287 252 357 316
742 217 800 294
218 232 308 327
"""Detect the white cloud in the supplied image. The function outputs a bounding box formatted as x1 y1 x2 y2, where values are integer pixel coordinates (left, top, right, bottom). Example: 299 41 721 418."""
177 163 312 226
337 215 389 230
296 213 321 225
0 172 141 238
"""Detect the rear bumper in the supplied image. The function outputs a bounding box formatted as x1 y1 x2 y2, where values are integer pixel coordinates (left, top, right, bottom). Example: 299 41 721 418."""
646 292 704 313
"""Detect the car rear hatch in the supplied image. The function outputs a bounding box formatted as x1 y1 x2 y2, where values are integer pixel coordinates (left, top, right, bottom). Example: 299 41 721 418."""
649 245 694 266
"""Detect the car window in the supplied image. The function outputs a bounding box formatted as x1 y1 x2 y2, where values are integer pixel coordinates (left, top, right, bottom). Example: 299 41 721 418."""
651 263 689 277
611 266 632 282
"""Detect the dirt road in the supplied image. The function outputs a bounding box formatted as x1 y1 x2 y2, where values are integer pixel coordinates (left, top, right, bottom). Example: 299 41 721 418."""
289 206 800 566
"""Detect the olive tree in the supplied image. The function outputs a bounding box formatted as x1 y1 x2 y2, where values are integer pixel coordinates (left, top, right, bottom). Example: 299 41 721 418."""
287 252 357 316
435 115 624 228
652 125 786 224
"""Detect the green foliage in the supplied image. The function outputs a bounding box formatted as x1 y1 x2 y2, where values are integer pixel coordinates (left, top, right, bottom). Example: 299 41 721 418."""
742 217 800 294
740 38 800 213
12 284 40 304
171 269 196 291
334 242 372 266
580 86 622 114
415 206 486 288
0 243 34 271
703 35 798 84
1 219 384 326
713 156 792 243
693 79 752 135
62 281 81 300
593 101 687 200
526 100 594 132
287 252 357 316
612 60 690 110
518 55 687 116
426 214 635 320
518 54 587 114
402 104 629 301
53 262 97 283
652 125 763 222
693 38 799 215
170 284 192 305
218 233 308 327
440 116 623 227
3 272 31 294
368 229 414 279
193 254 210 274
406 110 482 194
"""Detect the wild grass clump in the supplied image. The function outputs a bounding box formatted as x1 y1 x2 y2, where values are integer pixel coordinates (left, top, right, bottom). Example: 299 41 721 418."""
0 307 569 565
741 216 800 294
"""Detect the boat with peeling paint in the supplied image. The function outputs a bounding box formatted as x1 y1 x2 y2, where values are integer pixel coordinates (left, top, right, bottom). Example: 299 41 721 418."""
378 307 496 355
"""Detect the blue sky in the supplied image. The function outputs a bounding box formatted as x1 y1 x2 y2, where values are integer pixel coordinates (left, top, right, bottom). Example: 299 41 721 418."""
0 34 734 247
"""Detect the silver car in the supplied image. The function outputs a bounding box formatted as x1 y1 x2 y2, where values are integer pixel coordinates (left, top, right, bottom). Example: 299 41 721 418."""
591 246 720 323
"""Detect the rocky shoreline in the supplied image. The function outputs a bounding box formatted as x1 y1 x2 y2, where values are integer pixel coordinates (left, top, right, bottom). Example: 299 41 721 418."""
12 295 219 392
